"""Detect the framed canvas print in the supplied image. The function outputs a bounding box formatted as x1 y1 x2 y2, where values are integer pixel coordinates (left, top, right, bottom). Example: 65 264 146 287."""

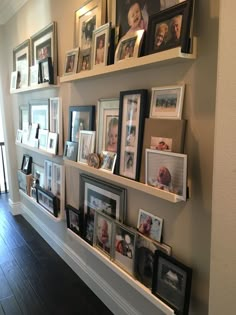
29 99 49 130
100 151 117 173
92 22 110 68
96 98 119 154
66 204 83 236
38 129 49 151
10 71 19 92
47 132 58 154
31 22 57 84
63 141 78 161
13 39 30 89
39 57 53 84
146 149 187 201
68 105 95 143
64 48 79 75
21 154 32 175
145 0 194 55
77 130 96 164
36 185 59 218
116 89 148 180
80 174 126 223
16 129 23 144
94 211 113 257
152 250 192 315
30 64 39 86
74 0 106 49
49 97 63 155
150 85 185 119
19 104 29 131
137 209 163 243
114 30 144 63
113 222 136 276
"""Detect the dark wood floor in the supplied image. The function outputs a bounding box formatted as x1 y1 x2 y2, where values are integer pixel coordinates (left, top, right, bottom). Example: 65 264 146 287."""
0 194 113 315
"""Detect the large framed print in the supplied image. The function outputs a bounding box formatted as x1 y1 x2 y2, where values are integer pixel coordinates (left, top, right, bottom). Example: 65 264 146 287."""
74 0 106 49
29 99 49 130
92 22 110 68
116 89 148 180
97 98 119 153
30 22 57 84
146 149 187 201
80 174 126 223
68 106 95 143
77 131 96 164
13 39 30 89
94 211 113 257
152 250 192 315
49 97 63 155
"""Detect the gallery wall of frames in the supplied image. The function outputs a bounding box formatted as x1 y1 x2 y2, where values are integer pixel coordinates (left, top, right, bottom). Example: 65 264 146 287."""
12 0 200 314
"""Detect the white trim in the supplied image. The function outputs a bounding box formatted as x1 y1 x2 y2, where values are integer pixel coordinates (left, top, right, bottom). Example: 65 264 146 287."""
8 198 22 215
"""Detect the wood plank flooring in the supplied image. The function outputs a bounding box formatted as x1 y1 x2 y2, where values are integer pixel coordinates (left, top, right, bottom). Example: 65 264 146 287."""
0 194 113 315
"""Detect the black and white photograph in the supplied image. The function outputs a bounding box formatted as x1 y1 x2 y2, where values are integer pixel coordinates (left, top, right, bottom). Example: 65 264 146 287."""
47 132 58 154
94 212 113 257
100 151 117 173
150 137 173 151
137 209 163 242
63 141 78 161
77 131 96 163
66 205 83 236
36 185 59 217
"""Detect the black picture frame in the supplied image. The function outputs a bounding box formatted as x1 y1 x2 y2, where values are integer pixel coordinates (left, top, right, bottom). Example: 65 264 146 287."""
39 57 54 84
152 250 192 315
145 0 194 55
68 105 95 143
36 185 60 218
63 141 78 161
21 154 32 175
116 89 148 180
66 204 83 236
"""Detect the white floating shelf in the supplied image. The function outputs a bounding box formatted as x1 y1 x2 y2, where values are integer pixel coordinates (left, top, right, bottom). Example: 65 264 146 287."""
10 81 59 94
16 142 61 159
19 190 64 222
60 44 197 84
64 160 183 203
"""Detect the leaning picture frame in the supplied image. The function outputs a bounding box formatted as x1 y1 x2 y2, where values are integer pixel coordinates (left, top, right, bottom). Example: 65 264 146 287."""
116 89 148 180
152 250 192 315
21 154 32 175
29 99 49 130
49 97 63 155
92 22 111 68
36 185 59 218
19 104 29 131
16 129 23 144
38 129 49 151
63 141 78 161
64 48 79 75
13 39 30 89
10 71 19 92
29 64 39 86
145 149 187 201
66 204 83 236
47 132 58 154
100 151 117 173
77 130 96 164
39 57 53 84
137 208 163 243
78 48 92 72
150 85 185 119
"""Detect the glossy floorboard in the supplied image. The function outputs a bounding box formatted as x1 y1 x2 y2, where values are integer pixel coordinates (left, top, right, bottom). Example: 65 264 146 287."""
0 194 113 315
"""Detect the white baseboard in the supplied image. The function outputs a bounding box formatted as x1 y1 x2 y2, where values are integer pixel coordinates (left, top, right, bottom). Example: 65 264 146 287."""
8 198 22 215
21 203 138 315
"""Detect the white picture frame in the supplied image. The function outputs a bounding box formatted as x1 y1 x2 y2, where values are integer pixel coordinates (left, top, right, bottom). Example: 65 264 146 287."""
44 160 53 192
92 22 110 68
49 97 63 155
38 129 49 151
15 129 23 144
47 132 58 154
10 71 19 92
77 131 96 163
52 163 65 214
30 64 39 86
64 48 79 75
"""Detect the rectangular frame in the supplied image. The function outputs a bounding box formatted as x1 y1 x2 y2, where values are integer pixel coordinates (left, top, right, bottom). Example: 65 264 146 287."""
92 22 111 68
52 163 65 213
28 123 39 147
152 250 192 315
10 71 19 91
13 39 30 89
21 154 32 175
49 97 63 155
66 204 83 236
63 141 78 161
19 104 29 131
78 48 92 72
137 209 163 243
64 48 79 75
29 64 39 86
17 170 32 195
32 162 44 187
16 129 23 144
116 89 148 180
77 130 96 163
38 129 49 151
36 185 59 217
44 160 53 192
29 99 49 130
145 149 187 201
47 132 58 154
100 151 117 173
39 57 53 84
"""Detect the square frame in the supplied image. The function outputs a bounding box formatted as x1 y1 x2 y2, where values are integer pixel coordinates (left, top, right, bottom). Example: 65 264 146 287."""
13 39 30 88
116 89 148 180
63 141 78 161
64 48 79 75
150 85 185 119
21 154 32 175
137 209 163 242
77 130 96 163
92 22 111 68
29 99 49 130
152 250 192 315
66 205 83 236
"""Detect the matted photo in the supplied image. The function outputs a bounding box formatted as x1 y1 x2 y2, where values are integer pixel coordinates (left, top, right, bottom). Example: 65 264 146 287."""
94 211 113 257
13 39 30 89
21 154 32 175
152 250 192 315
100 151 117 173
64 48 79 75
63 141 78 161
78 48 92 72
47 132 58 154
92 22 110 68
39 57 53 84
30 65 39 86
116 89 148 180
38 129 49 151
150 85 185 119
44 160 53 192
113 223 136 276
66 204 83 236
150 137 173 151
137 209 163 242
146 149 187 201
97 98 119 154
77 130 96 164
51 163 65 213
29 99 49 130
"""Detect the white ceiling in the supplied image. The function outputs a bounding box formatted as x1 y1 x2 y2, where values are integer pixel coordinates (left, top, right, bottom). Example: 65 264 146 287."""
0 0 28 25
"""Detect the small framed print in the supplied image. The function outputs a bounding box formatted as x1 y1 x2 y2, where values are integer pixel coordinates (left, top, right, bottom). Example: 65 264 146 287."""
114 30 144 63
16 129 23 144
152 250 192 315
100 151 117 173
78 48 92 72
77 131 96 164
150 85 185 119
32 163 44 187
97 98 119 154
92 22 110 68
19 104 29 131
137 209 163 242
13 39 30 89
28 123 39 147
21 154 32 175
146 149 187 201
66 204 83 236
116 89 148 180
47 132 58 154
63 141 78 161
113 223 136 276
39 57 53 84
49 97 63 155
38 129 49 151
64 48 79 75
36 185 59 218
30 65 39 86
94 211 113 257
29 99 49 130
44 160 53 192
10 71 19 91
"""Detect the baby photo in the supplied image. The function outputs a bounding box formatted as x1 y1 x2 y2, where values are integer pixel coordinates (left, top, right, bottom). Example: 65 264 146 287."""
150 137 173 151
105 116 119 153
95 213 113 256
137 209 163 242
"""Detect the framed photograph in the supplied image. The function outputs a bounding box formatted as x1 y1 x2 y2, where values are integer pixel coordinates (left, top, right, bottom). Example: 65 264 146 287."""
113 223 136 276
92 22 110 68
77 131 96 163
29 99 49 130
64 48 79 75
36 185 59 217
47 132 58 154
116 89 148 180
39 57 53 84
51 163 65 213
19 104 29 131
63 141 78 161
146 0 194 55
16 129 23 144
78 48 92 72
13 39 30 88
152 250 192 315
94 211 113 257
32 162 44 187
150 137 173 151
68 105 95 143
30 65 39 86
137 209 163 242
66 205 83 236
10 71 19 91
44 160 53 192
28 123 39 147
97 98 119 154
74 0 106 49
87 153 101 169
49 97 63 155
150 85 185 119
17 170 32 195
38 129 49 151
114 30 144 63
22 129 30 144
80 174 126 222
100 151 117 173
21 154 32 175
134 233 171 289
146 149 187 201
31 22 57 84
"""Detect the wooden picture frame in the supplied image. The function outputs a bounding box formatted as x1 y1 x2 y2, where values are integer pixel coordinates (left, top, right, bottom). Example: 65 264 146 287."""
13 39 30 89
